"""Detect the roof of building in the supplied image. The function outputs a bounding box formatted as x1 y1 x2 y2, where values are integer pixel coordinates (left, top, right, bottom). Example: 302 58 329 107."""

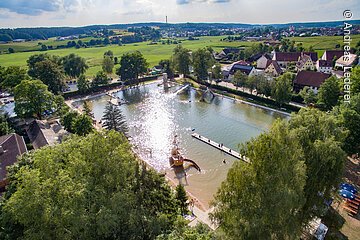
296 53 313 69
231 63 254 76
294 71 331 88
0 133 27 182
247 53 263 62
222 48 241 55
26 119 68 149
274 51 318 62
322 50 344 61
266 60 282 75
335 54 358 66
317 60 332 68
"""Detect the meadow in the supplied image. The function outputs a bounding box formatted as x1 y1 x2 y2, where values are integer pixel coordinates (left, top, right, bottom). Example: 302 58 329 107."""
0 35 359 77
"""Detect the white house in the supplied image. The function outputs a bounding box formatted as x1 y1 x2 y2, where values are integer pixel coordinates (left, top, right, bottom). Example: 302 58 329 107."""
316 60 332 74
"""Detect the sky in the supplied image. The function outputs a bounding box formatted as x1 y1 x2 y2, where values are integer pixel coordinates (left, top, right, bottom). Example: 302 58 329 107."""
0 0 359 28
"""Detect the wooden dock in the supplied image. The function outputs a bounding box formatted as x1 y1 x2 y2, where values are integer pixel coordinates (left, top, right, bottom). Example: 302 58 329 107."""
191 133 250 163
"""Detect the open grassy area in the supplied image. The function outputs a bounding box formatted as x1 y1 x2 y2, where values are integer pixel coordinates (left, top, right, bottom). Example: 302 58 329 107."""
0 35 359 77
0 37 96 53
0 36 254 76
288 35 360 56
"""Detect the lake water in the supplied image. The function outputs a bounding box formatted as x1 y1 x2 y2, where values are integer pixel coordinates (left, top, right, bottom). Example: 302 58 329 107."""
73 83 287 209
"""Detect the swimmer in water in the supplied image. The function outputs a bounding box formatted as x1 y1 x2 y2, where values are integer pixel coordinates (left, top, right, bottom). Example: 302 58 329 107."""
223 159 226 164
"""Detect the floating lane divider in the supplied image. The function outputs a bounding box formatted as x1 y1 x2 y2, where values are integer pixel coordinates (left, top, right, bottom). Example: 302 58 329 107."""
191 133 250 163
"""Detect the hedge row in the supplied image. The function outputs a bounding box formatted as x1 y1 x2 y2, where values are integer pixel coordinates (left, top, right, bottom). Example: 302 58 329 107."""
63 75 161 99
186 75 300 112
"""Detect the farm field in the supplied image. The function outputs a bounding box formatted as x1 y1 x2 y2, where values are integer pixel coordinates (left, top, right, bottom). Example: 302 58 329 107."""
0 36 254 76
0 35 359 77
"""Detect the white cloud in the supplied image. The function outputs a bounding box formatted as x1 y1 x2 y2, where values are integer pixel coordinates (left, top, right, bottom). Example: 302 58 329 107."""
0 0 358 28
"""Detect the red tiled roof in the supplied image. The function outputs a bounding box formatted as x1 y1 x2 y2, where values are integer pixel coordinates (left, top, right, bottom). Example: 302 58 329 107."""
274 52 318 62
322 50 343 61
296 53 312 69
0 133 27 183
294 71 331 88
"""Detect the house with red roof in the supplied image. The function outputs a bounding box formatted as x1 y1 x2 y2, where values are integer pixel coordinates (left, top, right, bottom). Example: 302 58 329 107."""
272 51 318 68
293 71 331 93
0 133 27 191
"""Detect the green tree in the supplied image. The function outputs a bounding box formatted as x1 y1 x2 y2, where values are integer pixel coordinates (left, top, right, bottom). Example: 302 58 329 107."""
350 66 360 94
60 111 79 133
232 71 247 91
91 71 109 87
335 93 360 154
172 45 191 76
102 102 128 136
83 101 92 116
33 59 65 93
0 112 14 136
159 59 174 79
317 76 340 111
104 50 114 59
288 108 347 224
8 48 14 53
245 75 260 95
62 53 88 78
211 63 222 81
72 114 94 136
299 86 317 105
272 73 293 106
256 76 273 97
175 184 188 215
0 66 28 91
14 80 54 119
212 120 306 239
102 55 114 74
192 48 214 81
27 53 60 78
77 74 90 94
116 51 148 84
1 131 179 239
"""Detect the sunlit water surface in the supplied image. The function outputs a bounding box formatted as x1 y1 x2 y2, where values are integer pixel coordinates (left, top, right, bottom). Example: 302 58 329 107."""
73 83 287 208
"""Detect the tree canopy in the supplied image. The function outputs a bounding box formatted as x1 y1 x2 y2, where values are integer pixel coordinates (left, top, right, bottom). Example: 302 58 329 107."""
62 53 89 78
271 73 293 106
192 48 214 81
317 76 340 111
172 45 191 76
1 131 181 240
14 80 55 119
116 51 148 83
212 120 306 239
102 102 128 136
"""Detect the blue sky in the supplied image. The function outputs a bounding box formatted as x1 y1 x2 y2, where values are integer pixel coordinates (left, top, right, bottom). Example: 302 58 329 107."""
0 0 358 28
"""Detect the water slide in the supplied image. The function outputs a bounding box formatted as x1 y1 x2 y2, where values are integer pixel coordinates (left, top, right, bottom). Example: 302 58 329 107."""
184 158 201 172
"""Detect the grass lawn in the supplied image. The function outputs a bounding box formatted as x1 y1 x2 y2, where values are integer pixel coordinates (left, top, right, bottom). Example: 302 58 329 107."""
0 35 359 77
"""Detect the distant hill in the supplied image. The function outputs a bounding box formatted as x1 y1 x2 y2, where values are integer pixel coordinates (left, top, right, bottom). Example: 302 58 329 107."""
0 20 359 41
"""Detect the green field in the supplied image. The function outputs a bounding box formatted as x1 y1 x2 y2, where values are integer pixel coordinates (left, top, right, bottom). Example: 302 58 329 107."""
288 35 360 56
0 35 359 77
0 36 254 76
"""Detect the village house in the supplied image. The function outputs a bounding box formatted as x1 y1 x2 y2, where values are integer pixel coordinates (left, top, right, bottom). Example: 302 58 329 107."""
216 48 243 60
335 54 358 68
264 60 283 77
316 60 332 74
296 53 315 71
256 54 272 69
0 133 27 191
272 51 318 68
293 71 331 93
222 61 256 80
321 50 343 61
26 119 68 149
